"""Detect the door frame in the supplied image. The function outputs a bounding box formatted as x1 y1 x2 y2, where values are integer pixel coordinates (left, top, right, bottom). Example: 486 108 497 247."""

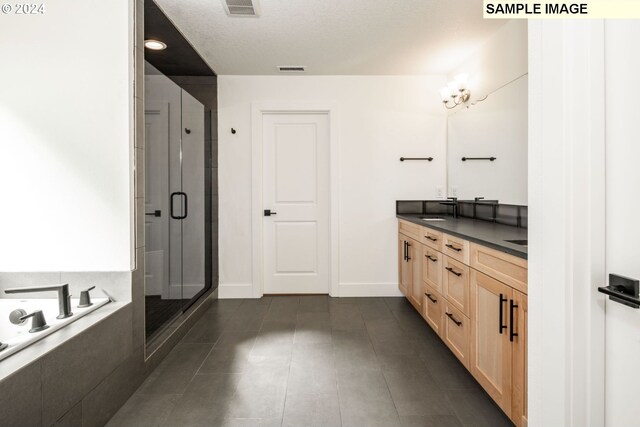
251 102 339 298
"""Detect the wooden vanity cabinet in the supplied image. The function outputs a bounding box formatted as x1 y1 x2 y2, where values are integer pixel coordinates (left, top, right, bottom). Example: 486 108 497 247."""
398 219 528 427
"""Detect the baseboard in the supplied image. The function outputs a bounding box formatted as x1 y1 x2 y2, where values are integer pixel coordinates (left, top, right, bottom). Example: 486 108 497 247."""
217 282 403 298
218 283 254 299
337 283 403 297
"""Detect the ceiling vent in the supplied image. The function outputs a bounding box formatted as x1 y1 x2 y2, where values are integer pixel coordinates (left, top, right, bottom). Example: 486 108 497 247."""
278 66 306 73
222 0 261 16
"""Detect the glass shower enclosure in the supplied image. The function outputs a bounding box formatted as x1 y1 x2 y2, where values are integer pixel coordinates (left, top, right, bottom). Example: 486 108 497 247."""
144 62 207 341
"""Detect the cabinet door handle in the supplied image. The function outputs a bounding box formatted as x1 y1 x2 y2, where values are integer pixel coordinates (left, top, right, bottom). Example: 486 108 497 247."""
446 312 462 326
509 299 519 342
426 235 438 242
445 243 462 252
499 293 507 334
406 242 412 261
445 266 462 277
426 293 437 303
403 241 407 261
425 255 438 262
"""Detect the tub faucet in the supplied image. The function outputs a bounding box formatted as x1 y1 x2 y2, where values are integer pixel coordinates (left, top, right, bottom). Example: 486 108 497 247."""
4 283 73 319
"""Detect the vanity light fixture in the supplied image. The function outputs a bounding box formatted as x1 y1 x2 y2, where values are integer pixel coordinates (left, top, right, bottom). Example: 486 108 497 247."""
440 74 471 109
144 39 167 51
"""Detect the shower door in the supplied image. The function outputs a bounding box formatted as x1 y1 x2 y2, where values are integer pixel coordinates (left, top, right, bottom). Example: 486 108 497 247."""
144 71 205 341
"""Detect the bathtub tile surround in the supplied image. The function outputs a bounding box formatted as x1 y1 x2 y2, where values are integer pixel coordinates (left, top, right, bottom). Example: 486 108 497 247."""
40 306 133 426
0 361 42 427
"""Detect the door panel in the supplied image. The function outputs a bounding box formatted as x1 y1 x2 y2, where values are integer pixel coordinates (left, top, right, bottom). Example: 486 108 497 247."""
470 270 512 415
409 239 423 310
263 113 329 294
604 21 640 427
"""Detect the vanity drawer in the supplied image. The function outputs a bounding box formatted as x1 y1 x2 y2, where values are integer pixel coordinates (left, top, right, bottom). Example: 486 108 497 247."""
423 247 443 293
421 227 443 250
398 219 421 241
442 255 470 316
442 301 470 368
442 233 470 264
423 285 444 337
470 243 528 295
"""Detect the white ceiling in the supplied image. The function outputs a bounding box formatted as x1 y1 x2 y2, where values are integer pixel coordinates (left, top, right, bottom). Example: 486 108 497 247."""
154 0 510 75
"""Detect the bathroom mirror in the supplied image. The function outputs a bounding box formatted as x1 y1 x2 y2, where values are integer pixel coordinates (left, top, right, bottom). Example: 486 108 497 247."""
446 74 528 205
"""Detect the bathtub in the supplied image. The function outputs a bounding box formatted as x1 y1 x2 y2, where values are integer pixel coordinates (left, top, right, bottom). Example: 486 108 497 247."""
0 296 109 361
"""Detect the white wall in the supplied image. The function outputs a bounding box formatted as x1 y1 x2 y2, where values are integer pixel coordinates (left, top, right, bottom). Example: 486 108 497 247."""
218 76 447 296
448 20 528 101
0 0 134 271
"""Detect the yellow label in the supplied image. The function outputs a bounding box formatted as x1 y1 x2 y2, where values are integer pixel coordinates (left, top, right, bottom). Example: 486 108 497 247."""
483 1 640 19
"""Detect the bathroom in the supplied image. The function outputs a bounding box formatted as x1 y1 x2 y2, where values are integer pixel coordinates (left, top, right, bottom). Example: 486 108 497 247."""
1 1 640 426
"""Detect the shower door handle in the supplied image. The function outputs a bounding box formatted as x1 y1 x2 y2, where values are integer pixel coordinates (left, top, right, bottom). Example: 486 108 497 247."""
170 192 188 220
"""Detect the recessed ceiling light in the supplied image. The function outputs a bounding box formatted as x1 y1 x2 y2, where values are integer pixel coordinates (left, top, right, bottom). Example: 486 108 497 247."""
144 39 167 51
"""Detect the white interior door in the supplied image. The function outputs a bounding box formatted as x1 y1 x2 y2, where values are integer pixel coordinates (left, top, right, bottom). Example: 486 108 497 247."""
262 113 329 294
144 103 170 297
604 21 640 427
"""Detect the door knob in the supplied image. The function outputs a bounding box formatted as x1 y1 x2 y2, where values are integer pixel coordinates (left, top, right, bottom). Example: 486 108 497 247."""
264 209 277 217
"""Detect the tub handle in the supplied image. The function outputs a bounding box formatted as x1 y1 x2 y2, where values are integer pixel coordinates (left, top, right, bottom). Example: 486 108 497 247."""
20 310 50 333
9 308 28 325
78 286 95 308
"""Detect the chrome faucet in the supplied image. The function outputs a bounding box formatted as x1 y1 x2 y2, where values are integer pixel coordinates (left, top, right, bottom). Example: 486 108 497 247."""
4 283 73 319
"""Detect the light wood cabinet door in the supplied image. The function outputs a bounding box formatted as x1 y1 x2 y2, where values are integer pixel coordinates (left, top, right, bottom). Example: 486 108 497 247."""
470 270 513 416
398 236 411 296
442 233 470 264
398 219 422 241
470 243 528 295
423 247 442 293
421 227 443 251
442 255 470 316
442 300 470 368
424 285 444 337
511 289 528 427
408 239 423 310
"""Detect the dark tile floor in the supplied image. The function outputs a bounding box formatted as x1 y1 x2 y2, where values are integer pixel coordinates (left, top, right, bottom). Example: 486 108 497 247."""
107 296 513 427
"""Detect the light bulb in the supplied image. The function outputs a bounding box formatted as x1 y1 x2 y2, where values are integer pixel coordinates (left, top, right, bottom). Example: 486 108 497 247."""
454 74 469 91
440 86 452 102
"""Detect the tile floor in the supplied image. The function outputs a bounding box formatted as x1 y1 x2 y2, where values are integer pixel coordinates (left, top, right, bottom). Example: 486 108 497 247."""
107 296 513 427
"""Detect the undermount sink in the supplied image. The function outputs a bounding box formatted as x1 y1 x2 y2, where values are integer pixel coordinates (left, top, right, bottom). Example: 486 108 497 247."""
420 217 446 222
505 239 528 246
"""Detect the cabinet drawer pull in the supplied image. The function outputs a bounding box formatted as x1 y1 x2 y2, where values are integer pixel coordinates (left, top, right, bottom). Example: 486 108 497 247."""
445 266 462 277
426 293 437 303
499 294 507 334
426 235 438 242
509 299 519 342
446 312 462 326
425 255 438 262
445 243 462 252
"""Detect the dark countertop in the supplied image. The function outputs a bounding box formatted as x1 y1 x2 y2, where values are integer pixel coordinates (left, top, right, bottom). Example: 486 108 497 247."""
397 214 528 259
